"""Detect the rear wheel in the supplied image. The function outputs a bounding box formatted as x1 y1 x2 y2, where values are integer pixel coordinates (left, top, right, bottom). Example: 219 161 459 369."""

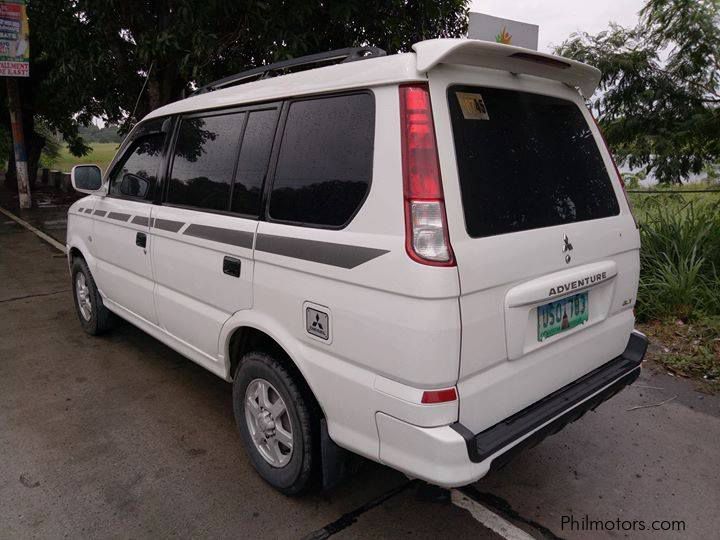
233 351 319 495
71 257 113 335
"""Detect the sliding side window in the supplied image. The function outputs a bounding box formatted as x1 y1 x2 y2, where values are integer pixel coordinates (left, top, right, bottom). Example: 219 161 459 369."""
167 112 246 212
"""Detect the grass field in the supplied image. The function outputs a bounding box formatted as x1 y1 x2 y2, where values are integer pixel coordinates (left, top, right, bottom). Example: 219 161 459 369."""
630 188 720 321
53 142 120 173
629 187 720 391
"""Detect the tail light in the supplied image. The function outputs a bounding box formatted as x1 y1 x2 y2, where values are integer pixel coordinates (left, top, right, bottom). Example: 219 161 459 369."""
421 387 458 404
399 84 455 266
591 114 639 229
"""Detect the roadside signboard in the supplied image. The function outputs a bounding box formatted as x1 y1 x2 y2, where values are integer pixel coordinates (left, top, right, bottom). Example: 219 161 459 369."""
0 0 29 77
468 12 539 51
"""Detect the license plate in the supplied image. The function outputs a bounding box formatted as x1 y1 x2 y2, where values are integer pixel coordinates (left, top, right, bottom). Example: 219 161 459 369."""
537 292 589 341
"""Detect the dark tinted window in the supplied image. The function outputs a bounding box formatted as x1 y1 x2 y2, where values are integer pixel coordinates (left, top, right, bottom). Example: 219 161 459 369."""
231 109 278 216
448 86 620 238
109 134 165 200
167 113 246 212
269 93 374 227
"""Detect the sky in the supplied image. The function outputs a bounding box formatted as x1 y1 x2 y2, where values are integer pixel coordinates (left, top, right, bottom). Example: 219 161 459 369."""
470 0 646 52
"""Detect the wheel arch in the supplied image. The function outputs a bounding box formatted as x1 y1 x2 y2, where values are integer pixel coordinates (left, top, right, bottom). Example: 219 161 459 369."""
65 233 96 272
68 246 85 262
221 316 326 420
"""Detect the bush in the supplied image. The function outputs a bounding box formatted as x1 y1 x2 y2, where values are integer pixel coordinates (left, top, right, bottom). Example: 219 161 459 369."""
634 196 720 321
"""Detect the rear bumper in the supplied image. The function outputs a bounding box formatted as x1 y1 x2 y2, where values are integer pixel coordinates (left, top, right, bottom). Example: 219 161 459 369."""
376 330 648 487
452 330 648 465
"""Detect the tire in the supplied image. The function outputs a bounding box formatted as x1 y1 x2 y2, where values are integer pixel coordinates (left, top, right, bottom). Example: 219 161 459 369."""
233 351 320 495
71 256 114 335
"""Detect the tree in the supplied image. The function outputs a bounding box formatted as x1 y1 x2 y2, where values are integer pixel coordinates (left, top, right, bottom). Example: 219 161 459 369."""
4 0 468 191
556 0 720 184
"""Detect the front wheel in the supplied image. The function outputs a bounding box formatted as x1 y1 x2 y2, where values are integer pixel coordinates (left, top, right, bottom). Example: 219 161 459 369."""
232 352 320 495
71 257 114 335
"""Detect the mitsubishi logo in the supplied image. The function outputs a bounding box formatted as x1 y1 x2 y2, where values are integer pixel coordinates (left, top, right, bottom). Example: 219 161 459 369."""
306 306 329 340
563 234 573 264
311 313 324 333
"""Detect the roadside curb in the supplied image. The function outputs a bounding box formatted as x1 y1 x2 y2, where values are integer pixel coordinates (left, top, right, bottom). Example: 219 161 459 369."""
0 205 67 254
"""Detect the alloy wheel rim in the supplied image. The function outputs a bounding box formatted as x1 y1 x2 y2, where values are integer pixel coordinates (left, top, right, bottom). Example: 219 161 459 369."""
244 378 294 468
75 273 92 321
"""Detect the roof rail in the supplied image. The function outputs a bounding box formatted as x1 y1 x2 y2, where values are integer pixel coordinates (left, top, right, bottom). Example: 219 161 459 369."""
192 46 387 96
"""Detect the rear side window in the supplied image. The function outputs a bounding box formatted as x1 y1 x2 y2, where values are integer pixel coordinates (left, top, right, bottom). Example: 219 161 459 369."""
268 93 374 228
167 112 246 212
447 86 620 238
109 134 165 201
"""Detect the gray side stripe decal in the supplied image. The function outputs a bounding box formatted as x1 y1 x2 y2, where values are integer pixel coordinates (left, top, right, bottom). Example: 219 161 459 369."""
255 234 389 269
183 224 253 249
85 210 387 267
152 218 184 233
132 216 150 226
108 212 131 222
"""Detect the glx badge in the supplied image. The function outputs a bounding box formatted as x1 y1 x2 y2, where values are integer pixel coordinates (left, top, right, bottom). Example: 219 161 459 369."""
562 234 573 264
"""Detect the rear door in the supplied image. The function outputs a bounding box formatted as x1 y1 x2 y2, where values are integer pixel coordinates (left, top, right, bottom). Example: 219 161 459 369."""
430 69 640 433
151 104 280 362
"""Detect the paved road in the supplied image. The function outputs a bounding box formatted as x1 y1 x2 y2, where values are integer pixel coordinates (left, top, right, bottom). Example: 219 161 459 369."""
2 214 719 539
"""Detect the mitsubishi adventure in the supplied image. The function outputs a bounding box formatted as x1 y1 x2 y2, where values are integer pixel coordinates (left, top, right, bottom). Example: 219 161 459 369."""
67 39 648 494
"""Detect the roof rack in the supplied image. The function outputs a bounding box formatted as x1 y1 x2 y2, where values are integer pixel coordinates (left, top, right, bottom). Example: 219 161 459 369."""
192 46 387 96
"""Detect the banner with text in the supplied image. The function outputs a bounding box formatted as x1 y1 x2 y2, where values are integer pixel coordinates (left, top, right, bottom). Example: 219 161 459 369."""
0 0 29 77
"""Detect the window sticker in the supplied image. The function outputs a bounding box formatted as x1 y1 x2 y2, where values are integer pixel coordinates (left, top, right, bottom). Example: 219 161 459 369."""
456 92 490 120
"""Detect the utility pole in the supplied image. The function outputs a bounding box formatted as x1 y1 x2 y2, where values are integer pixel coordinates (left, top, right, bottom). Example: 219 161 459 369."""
6 77 30 208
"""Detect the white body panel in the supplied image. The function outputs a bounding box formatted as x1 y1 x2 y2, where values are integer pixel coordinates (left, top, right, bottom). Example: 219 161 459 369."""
66 39 641 488
149 205 257 360
91 198 156 324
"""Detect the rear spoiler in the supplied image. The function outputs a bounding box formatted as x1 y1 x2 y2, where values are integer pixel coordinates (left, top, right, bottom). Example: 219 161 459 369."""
413 39 601 97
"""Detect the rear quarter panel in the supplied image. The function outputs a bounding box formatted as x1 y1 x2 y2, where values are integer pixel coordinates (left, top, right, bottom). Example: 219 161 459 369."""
248 85 462 457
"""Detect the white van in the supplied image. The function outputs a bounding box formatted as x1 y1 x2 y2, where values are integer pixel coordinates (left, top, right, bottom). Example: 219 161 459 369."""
67 39 648 495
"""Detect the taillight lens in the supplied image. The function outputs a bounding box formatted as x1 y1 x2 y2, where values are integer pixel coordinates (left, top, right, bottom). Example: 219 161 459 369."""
410 201 450 261
591 114 638 229
399 84 455 266
421 387 458 404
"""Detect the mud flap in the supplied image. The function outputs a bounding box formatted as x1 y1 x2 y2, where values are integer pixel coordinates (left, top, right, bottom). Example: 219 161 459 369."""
320 418 359 490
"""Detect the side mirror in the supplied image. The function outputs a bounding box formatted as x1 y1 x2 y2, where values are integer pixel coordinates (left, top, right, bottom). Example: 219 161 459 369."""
71 165 103 194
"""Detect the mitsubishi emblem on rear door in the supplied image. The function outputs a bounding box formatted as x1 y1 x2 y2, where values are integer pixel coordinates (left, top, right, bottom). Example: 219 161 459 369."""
563 234 573 264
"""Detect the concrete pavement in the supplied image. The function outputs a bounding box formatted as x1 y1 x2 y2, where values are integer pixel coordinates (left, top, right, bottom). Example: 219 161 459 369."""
1 212 719 539
0 219 498 539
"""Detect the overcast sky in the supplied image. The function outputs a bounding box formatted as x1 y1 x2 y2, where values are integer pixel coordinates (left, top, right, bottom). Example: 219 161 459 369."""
470 0 646 52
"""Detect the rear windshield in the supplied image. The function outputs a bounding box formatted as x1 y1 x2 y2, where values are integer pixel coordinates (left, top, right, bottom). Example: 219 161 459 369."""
447 85 620 238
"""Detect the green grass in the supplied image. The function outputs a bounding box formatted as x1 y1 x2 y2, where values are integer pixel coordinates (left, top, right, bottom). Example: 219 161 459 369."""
629 193 720 322
51 142 120 173
629 190 720 391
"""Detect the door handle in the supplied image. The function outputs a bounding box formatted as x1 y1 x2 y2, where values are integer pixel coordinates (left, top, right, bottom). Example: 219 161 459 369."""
223 256 241 277
136 232 147 248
